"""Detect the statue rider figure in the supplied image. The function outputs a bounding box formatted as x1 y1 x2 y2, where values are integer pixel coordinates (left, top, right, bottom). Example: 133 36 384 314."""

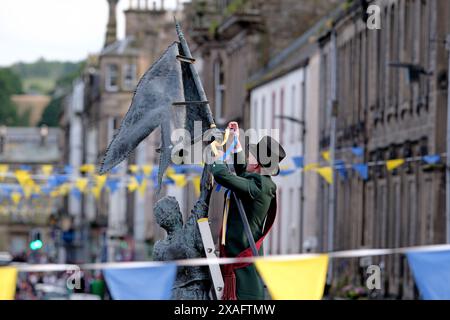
152 165 214 300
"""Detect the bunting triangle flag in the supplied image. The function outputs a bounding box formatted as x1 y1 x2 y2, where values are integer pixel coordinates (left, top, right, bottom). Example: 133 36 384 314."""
255 255 329 300
128 177 139 193
192 176 201 197
423 154 441 165
41 164 53 176
75 178 89 193
103 265 177 300
0 165 8 181
106 178 120 193
407 250 450 300
10 192 22 205
304 163 319 172
352 163 368 180
321 151 330 162
314 167 333 184
0 267 18 300
80 164 95 174
128 164 139 174
292 156 304 169
138 179 147 196
142 165 153 176
386 159 405 171
351 146 364 157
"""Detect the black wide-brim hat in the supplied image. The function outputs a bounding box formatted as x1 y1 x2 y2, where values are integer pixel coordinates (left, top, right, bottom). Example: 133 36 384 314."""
248 136 286 176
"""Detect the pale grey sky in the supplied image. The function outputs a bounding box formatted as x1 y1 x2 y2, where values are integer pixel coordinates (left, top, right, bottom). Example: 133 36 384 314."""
0 0 187 66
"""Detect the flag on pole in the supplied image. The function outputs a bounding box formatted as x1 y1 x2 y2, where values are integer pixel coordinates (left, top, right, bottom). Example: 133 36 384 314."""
255 255 329 300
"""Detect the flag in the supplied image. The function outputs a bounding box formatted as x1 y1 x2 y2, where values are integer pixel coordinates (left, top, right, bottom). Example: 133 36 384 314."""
314 167 333 184
80 164 95 174
407 250 450 300
386 159 405 171
103 265 177 300
255 255 329 300
138 179 147 196
41 164 53 176
321 151 330 162
335 160 347 180
128 177 139 192
106 178 120 193
75 178 89 193
304 163 319 172
0 165 8 181
192 176 201 197
10 192 22 205
352 163 368 180
351 146 364 157
423 154 441 165
0 267 18 300
128 164 139 174
142 164 153 176
292 156 304 169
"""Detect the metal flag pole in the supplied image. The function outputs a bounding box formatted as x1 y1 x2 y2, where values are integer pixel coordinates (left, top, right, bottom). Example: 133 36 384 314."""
175 18 259 257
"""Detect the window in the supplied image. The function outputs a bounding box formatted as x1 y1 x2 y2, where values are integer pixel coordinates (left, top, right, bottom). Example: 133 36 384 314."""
214 58 226 123
123 64 137 91
105 64 119 92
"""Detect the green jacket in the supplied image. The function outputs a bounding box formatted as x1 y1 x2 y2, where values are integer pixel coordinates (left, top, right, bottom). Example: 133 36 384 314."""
211 151 277 300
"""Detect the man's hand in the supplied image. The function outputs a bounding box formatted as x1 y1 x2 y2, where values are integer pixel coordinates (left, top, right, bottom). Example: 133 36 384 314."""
228 121 239 137
227 121 242 152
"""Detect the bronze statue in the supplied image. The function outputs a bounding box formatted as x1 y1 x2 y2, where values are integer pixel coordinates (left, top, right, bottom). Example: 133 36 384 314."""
152 165 213 300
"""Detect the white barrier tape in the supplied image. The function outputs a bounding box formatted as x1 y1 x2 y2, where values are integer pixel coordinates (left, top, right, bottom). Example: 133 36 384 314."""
10 243 450 273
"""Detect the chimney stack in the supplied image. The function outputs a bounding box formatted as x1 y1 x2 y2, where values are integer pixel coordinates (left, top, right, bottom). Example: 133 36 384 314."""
104 0 119 47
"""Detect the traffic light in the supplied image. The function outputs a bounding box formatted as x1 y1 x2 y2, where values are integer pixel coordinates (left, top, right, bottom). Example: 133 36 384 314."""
29 230 43 251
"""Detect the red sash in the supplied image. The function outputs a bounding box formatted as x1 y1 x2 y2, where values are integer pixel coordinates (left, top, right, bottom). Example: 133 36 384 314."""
219 196 277 300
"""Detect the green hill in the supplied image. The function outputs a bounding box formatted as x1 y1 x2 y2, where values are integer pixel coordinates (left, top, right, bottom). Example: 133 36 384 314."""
11 58 83 95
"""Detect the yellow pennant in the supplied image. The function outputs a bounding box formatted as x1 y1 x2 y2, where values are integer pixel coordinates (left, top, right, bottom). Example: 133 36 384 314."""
255 255 329 300
10 192 22 205
138 179 147 196
314 167 333 184
75 178 89 193
95 175 107 190
58 184 69 197
0 267 18 300
192 176 201 197
15 170 34 187
80 164 95 174
41 164 53 176
0 165 8 181
128 164 139 174
127 177 139 192
386 159 405 171
22 184 33 199
321 151 330 162
304 163 319 172
168 173 187 188
142 165 153 176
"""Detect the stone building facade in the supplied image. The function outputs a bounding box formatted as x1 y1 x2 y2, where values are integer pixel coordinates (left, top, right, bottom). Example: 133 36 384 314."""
316 0 450 298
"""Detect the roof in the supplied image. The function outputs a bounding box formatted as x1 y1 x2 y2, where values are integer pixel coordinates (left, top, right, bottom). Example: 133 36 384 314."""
101 36 140 56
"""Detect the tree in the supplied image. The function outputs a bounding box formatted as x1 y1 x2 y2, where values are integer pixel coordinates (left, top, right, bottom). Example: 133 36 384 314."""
0 68 23 125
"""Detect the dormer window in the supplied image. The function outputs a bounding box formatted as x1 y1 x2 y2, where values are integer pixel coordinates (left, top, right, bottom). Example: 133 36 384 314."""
123 64 137 91
106 64 119 92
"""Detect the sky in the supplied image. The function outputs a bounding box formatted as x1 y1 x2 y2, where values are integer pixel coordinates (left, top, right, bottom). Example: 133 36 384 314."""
0 0 188 66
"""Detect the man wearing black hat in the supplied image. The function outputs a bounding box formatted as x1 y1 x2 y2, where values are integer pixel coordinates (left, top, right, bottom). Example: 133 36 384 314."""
211 121 286 300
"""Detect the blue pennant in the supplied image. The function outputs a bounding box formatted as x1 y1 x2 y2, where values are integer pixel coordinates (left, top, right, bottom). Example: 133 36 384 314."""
351 146 364 157
106 179 120 193
352 163 368 180
134 173 145 185
64 165 73 174
335 160 348 180
292 156 304 168
423 154 441 165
